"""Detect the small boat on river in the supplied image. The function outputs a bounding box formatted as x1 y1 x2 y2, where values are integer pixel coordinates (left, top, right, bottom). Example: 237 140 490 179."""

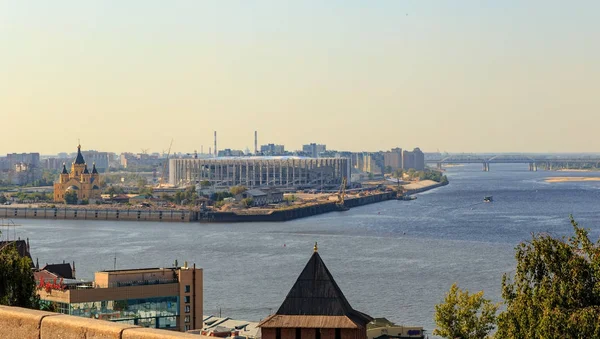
484 196 493 203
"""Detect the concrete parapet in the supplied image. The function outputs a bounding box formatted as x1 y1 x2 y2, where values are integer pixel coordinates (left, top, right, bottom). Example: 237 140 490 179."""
41 314 137 339
0 305 58 339
0 306 210 339
122 328 201 339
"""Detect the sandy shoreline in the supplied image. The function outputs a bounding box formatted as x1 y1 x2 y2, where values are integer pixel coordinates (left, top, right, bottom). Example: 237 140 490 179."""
545 177 600 183
556 169 599 172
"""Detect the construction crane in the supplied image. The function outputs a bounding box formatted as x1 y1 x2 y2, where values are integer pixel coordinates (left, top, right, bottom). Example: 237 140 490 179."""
158 139 173 188
335 177 349 211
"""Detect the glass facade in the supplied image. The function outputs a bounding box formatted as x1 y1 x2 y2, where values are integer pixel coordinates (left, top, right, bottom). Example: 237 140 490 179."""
42 296 179 329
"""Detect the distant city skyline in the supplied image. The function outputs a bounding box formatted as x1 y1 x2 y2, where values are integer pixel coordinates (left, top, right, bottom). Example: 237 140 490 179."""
1 1 599 154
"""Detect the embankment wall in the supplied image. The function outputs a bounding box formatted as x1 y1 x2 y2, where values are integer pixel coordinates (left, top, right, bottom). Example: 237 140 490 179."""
0 207 193 222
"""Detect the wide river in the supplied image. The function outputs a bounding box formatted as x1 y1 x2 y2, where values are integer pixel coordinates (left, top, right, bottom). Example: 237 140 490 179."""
6 164 600 335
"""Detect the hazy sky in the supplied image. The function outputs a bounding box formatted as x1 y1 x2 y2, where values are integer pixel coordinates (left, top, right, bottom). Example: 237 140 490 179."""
1 1 598 155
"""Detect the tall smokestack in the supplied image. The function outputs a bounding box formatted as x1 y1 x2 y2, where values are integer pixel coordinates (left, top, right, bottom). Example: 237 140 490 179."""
214 131 217 157
254 131 258 155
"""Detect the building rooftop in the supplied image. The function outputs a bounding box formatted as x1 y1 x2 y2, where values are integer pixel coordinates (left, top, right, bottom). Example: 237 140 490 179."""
176 156 341 161
42 262 74 279
259 244 372 329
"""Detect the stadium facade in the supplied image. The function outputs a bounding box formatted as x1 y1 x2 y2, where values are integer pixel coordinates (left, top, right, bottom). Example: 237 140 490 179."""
169 157 350 189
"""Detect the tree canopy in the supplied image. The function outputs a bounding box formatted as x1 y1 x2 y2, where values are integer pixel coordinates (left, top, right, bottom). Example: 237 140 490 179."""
0 239 39 308
63 190 78 205
496 216 600 338
230 185 247 195
435 216 600 338
434 283 498 339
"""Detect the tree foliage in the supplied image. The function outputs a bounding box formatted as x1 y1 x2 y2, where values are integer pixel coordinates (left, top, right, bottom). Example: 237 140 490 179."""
63 190 78 205
241 198 254 208
496 216 600 338
434 283 498 339
0 241 39 308
106 185 125 198
0 194 6 204
230 185 247 196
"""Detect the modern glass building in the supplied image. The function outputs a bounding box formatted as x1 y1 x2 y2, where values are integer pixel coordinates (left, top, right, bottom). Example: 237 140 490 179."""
37 265 202 332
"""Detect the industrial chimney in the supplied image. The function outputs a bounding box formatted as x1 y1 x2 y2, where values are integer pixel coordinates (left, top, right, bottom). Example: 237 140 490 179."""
214 131 217 157
254 131 258 155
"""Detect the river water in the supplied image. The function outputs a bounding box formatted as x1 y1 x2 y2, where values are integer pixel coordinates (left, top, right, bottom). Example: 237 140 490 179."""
7 164 600 334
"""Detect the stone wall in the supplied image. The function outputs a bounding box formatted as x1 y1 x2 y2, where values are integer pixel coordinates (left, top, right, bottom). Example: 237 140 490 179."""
0 305 207 339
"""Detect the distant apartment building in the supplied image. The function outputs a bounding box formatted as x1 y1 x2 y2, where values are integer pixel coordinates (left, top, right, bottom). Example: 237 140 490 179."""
120 153 162 169
81 151 110 172
302 143 326 158
0 152 42 185
260 144 285 156
37 264 203 332
217 149 245 157
44 157 72 171
402 148 425 170
352 152 383 175
383 148 403 170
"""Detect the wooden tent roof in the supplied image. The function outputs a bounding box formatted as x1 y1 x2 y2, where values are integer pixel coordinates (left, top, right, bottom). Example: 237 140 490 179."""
259 249 372 329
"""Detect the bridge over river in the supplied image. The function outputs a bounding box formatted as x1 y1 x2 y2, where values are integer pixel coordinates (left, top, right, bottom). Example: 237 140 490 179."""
426 155 600 171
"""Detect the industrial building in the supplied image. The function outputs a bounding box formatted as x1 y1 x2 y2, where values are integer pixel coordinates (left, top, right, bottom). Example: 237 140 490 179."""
169 157 349 189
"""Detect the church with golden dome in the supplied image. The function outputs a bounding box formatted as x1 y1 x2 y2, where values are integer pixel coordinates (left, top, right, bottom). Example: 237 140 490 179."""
53 145 102 203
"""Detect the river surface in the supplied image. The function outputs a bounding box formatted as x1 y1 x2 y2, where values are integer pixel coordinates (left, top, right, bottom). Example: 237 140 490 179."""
5 164 600 335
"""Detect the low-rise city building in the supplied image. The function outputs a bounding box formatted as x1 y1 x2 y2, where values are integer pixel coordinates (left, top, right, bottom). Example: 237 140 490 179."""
190 316 260 339
36 264 203 332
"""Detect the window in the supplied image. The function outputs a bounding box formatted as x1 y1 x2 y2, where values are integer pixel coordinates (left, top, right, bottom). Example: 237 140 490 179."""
315 329 320 339
185 325 191 331
185 305 190 313
184 296 190 303
335 329 341 339
185 285 191 293
296 328 301 339
276 328 281 339
185 315 190 323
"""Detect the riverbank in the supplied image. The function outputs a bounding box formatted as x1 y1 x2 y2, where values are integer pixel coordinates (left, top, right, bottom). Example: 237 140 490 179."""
545 176 600 183
0 180 448 223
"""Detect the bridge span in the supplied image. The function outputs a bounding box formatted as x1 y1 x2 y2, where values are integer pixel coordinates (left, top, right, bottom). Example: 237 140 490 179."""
426 155 600 172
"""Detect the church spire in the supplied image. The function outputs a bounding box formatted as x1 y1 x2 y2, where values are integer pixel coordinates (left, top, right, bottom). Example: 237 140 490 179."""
61 163 68 174
92 162 98 174
83 164 89 174
74 144 85 165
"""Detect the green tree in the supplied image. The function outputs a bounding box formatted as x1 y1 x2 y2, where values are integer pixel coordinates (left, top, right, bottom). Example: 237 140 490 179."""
241 198 254 208
64 190 78 205
496 216 600 338
0 194 6 204
230 185 247 195
136 178 148 193
434 283 498 339
0 240 40 308
200 180 212 188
